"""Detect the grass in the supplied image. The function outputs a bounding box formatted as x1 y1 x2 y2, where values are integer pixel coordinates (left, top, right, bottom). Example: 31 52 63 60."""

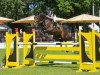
0 64 100 75
0 49 100 75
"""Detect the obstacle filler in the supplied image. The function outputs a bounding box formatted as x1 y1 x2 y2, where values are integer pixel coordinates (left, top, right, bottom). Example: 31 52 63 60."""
4 32 19 68
35 44 80 61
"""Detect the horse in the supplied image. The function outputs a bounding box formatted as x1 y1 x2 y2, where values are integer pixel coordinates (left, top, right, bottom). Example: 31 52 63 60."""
32 13 72 42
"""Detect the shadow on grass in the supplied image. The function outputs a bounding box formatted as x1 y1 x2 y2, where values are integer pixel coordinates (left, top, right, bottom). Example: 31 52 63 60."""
37 63 78 70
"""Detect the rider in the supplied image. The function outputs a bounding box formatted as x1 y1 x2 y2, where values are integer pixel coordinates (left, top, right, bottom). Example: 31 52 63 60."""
46 11 60 30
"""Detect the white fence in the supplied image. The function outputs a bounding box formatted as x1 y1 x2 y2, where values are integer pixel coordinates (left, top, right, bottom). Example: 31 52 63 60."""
0 41 89 49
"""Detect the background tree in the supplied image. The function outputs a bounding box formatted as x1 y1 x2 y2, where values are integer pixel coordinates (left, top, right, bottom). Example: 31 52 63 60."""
0 0 100 20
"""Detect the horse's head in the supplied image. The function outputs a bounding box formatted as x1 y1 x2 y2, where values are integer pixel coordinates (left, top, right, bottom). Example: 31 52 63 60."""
34 13 46 26
44 18 53 31
38 13 46 22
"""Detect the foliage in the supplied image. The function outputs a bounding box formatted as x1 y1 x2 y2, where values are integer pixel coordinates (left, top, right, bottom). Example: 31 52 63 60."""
0 0 24 20
0 0 100 20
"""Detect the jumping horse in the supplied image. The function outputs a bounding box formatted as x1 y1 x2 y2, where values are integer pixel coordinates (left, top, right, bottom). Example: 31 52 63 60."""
32 13 72 41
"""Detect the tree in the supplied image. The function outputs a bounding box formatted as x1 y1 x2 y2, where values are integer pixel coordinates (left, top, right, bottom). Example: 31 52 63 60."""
0 0 99 20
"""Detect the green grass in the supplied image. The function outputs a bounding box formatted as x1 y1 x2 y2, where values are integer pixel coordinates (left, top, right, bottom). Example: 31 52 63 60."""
0 64 100 75
0 49 100 75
